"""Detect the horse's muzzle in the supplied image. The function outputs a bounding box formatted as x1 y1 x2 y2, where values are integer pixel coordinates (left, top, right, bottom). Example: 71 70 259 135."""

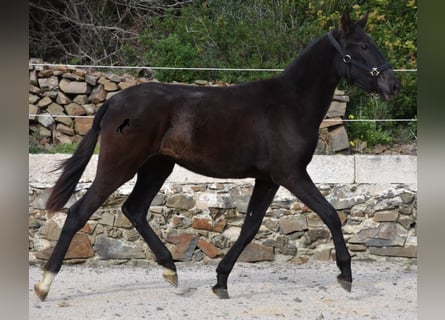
379 71 401 101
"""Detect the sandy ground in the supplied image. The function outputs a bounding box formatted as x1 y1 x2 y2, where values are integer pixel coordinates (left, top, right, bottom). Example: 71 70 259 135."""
29 260 416 320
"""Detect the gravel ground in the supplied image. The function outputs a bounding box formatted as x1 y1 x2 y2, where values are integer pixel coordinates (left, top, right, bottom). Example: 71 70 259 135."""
29 260 416 320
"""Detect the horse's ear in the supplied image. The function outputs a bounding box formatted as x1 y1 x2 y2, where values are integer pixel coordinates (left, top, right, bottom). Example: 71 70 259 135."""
357 11 369 29
340 9 352 34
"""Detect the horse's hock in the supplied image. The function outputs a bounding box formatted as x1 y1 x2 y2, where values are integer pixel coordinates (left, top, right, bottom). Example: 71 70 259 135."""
29 62 350 154
29 154 417 266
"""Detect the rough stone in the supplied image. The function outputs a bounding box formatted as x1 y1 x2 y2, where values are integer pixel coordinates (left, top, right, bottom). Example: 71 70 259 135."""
192 217 213 231
105 80 119 91
29 104 38 120
305 228 331 244
399 204 413 215
37 113 55 128
94 236 145 259
239 241 274 262
330 126 350 152
172 215 192 229
55 116 73 127
400 192 415 204
65 103 86 116
119 79 138 90
348 244 367 251
369 245 417 258
365 222 408 247
326 186 367 210
62 72 84 81
373 210 399 222
229 186 252 213
54 132 72 144
99 211 115 227
39 220 61 241
75 117 93 135
398 215 416 230
56 123 75 136
29 94 40 104
59 78 91 94
56 91 71 105
88 84 107 103
85 73 98 86
166 194 195 210
197 239 221 258
105 73 122 83
37 96 53 108
38 76 59 90
326 101 347 117
114 213 133 229
279 216 308 235
73 95 88 105
313 245 333 261
213 218 227 233
45 103 64 116
165 232 199 261
349 222 408 247
83 103 97 115
36 233 94 260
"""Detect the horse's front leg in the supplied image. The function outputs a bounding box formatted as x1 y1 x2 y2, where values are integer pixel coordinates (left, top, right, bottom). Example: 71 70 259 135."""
279 169 352 292
212 179 278 299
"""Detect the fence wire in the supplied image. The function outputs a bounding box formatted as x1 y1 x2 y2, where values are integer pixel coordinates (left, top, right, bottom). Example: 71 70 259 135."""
29 63 417 123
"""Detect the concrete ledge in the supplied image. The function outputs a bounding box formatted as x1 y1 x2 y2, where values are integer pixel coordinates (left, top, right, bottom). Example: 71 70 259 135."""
355 155 417 184
29 154 417 186
307 155 354 183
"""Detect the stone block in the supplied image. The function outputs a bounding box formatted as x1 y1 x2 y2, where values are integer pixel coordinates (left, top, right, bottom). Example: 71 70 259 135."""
88 84 107 103
192 217 213 231
329 126 350 152
326 101 347 117
165 232 199 261
239 241 274 262
65 103 86 116
373 210 399 222
166 194 195 210
197 239 221 258
279 216 308 234
369 245 417 258
37 96 53 108
46 102 65 115
59 78 91 94
75 117 93 135
36 233 94 260
94 236 145 259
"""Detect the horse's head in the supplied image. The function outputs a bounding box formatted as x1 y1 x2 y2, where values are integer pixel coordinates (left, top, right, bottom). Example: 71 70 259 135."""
330 10 401 100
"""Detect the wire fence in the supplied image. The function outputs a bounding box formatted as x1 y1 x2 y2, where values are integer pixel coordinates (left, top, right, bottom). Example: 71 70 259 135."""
28 62 417 123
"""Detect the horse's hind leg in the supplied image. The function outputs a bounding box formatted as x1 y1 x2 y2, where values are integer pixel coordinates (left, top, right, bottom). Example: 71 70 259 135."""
121 156 177 286
212 179 278 299
34 170 136 301
280 170 352 292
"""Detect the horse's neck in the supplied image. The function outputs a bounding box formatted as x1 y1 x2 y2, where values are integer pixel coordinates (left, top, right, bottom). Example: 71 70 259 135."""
281 33 340 123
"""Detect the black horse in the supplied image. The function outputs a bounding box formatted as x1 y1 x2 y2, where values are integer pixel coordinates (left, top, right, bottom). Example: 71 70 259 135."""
34 10 400 301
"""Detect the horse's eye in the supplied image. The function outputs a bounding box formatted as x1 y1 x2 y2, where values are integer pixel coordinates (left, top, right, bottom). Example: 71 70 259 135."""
361 43 368 50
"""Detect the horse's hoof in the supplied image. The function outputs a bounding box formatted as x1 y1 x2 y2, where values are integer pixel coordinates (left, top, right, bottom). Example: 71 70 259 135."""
212 285 230 299
163 268 178 287
337 275 352 292
34 283 48 302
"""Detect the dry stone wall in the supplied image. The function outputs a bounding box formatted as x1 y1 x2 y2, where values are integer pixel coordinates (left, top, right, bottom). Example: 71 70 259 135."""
29 59 350 153
29 155 417 267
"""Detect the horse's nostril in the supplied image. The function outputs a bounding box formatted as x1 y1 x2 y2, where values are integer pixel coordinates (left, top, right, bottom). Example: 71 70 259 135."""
393 80 401 93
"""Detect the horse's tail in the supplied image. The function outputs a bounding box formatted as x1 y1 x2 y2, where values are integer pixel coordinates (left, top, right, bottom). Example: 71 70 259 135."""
46 100 111 213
